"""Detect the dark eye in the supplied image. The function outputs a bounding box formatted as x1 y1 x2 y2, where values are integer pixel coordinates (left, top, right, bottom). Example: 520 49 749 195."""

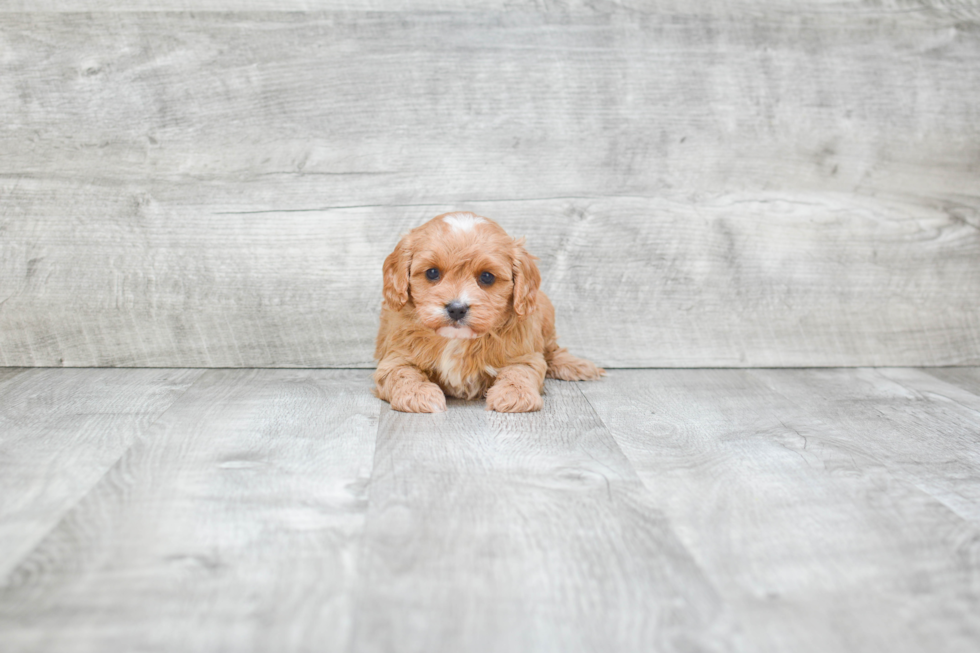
479 271 495 286
425 268 440 281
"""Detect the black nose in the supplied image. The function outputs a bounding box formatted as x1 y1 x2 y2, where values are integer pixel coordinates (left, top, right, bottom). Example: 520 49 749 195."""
445 301 469 322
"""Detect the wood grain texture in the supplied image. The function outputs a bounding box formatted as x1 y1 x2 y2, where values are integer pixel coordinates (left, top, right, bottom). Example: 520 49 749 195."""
927 367 980 397
0 368 27 385
0 368 202 580
3 1 980 16
581 369 980 653
0 369 380 653
771 367 980 522
1 367 979 651
348 380 732 653
2 189 978 368
1 9 979 367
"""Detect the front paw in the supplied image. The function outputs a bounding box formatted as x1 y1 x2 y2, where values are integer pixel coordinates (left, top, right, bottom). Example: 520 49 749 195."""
485 381 543 413
389 381 447 413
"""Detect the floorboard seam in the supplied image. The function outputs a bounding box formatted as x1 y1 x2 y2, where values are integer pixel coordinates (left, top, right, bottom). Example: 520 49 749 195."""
342 401 387 653
917 368 980 407
572 380 651 487
746 367 980 527
571 378 741 649
0 368 209 585
0 367 32 390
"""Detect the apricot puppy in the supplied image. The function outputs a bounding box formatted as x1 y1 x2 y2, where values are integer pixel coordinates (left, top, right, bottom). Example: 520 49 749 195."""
374 212 604 413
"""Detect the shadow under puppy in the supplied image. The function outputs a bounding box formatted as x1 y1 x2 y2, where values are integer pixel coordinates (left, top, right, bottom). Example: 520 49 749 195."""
374 212 604 413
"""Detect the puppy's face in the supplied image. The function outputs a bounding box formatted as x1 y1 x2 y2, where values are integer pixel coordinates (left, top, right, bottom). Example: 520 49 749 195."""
382 212 540 339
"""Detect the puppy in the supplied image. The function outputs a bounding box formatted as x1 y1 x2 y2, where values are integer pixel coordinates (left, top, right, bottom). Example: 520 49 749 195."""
374 212 604 413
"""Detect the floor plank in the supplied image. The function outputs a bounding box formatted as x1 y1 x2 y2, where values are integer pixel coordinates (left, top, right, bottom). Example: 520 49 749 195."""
0 368 28 386
0 368 203 580
763 368 980 523
2 367 978 652
347 380 732 653
580 369 980 653
926 367 980 398
0 369 380 653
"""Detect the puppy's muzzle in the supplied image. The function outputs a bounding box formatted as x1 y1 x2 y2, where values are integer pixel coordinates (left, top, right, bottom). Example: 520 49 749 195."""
445 300 469 322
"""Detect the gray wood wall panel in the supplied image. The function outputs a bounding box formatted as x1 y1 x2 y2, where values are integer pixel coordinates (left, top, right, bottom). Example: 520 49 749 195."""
0 369 380 652
2 7 978 367
2 1 980 15
581 369 980 652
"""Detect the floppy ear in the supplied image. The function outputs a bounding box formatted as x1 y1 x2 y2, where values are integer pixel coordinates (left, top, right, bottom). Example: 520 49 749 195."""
511 237 541 318
382 234 413 311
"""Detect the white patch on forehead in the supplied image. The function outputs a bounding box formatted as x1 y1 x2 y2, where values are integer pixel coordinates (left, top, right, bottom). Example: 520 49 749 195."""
443 212 486 233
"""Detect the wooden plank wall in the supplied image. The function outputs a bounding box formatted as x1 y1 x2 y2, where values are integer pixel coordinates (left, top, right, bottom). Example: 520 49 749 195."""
1 2 978 367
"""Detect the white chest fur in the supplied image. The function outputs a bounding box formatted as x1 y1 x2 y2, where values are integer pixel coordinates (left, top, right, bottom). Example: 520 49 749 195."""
434 339 490 400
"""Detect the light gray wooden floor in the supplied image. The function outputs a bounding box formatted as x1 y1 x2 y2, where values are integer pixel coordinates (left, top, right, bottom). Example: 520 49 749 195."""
1 367 979 652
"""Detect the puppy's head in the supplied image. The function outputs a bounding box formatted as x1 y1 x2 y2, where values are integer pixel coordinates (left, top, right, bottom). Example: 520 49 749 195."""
382 212 540 339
